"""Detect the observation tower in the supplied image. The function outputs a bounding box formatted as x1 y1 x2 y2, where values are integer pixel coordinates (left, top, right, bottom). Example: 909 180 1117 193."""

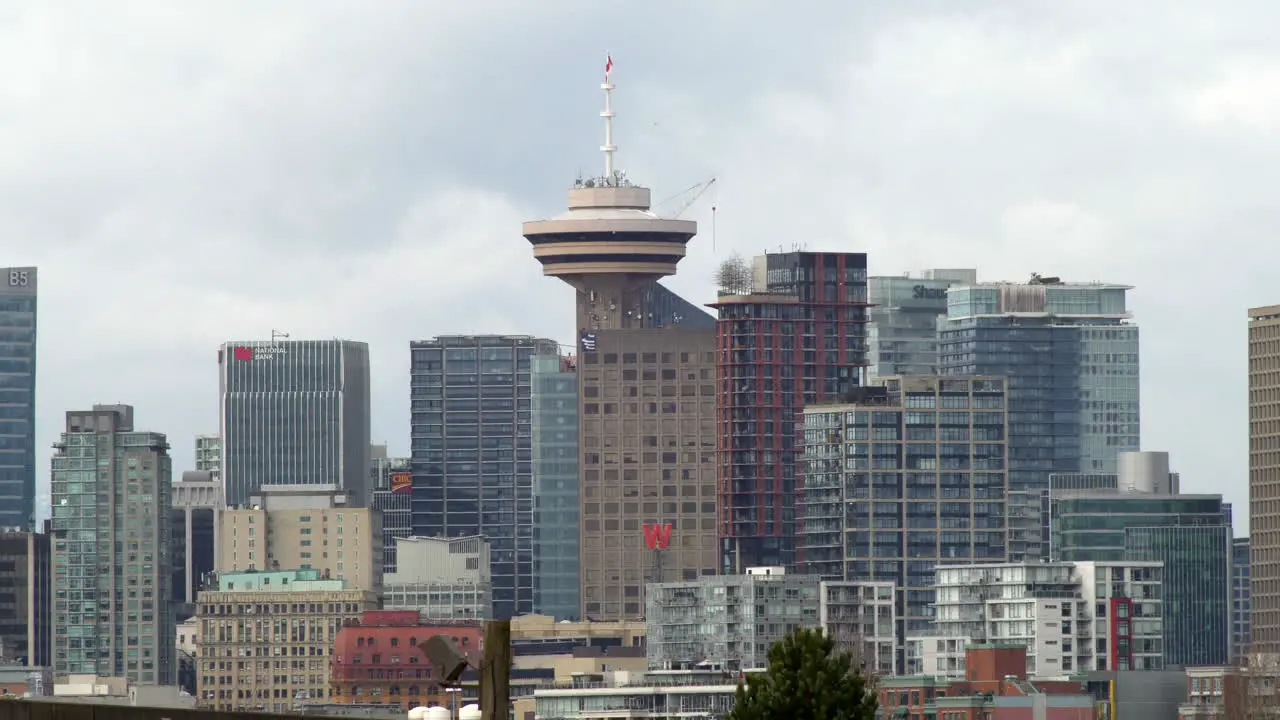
522 57 698 336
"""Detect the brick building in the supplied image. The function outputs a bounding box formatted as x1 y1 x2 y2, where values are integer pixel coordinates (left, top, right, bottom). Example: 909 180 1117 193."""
330 610 482 710
878 644 1094 720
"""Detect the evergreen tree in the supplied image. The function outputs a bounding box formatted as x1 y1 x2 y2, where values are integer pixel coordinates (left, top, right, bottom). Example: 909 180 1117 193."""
727 628 878 720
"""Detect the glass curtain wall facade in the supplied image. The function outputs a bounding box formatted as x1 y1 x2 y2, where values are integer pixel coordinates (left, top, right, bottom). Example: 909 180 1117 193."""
218 340 371 507
800 375 1009 651
1051 494 1232 667
711 251 870 572
867 270 975 383
1126 525 1231 667
940 281 1138 491
531 354 580 620
0 267 36 530
408 335 558 620
50 405 174 684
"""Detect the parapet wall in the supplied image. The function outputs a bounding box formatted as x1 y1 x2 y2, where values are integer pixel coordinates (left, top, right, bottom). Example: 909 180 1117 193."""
0 700 290 720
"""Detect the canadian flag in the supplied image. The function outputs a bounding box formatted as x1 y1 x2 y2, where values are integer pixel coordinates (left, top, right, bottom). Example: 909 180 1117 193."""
605 54 613 80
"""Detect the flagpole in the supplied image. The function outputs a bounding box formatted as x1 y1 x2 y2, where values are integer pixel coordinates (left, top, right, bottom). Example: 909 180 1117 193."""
601 53 616 180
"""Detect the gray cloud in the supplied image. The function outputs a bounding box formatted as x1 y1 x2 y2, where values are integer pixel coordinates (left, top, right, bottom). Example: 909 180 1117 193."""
11 1 1265 529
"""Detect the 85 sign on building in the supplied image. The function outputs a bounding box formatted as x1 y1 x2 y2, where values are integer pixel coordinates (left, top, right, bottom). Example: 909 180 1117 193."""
0 266 37 531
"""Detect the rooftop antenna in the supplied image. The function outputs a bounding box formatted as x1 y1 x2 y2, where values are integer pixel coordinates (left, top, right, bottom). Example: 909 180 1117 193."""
601 53 617 179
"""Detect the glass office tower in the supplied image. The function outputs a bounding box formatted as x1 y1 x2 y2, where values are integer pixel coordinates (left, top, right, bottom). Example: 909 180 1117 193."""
409 335 559 620
867 269 975 383
219 339 371 507
1052 493 1232 667
940 278 1139 490
531 354 580 620
0 266 36 530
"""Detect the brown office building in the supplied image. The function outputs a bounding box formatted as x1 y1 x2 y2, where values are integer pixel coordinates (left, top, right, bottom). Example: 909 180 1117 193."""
522 74 718 621
1250 304 1280 655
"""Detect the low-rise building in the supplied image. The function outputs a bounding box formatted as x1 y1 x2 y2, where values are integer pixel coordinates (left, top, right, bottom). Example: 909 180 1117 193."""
645 567 821 672
382 536 491 621
533 669 746 719
194 568 377 713
878 644 1094 720
329 610 481 711
934 561 1164 675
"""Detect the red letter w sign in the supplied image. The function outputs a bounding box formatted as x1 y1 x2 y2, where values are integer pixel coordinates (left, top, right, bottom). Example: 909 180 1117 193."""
643 523 672 550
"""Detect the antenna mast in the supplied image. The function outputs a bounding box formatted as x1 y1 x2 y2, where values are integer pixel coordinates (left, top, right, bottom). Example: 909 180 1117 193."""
601 53 617 179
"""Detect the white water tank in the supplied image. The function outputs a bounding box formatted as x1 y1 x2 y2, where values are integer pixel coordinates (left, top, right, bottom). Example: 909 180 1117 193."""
459 703 482 720
424 707 451 720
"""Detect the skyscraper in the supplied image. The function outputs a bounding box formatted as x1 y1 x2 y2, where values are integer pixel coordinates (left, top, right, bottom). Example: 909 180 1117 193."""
409 334 558 619
50 404 175 684
218 339 371 507
710 251 871 571
0 266 37 530
800 375 1009 647
531 353 581 620
940 277 1139 490
1248 304 1280 654
867 269 976 383
522 60 719 620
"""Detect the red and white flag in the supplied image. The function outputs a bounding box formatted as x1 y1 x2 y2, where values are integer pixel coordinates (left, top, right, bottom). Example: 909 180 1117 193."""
605 54 613 80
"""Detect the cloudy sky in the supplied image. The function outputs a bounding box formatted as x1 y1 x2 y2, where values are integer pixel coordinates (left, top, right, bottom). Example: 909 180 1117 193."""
10 1 1268 529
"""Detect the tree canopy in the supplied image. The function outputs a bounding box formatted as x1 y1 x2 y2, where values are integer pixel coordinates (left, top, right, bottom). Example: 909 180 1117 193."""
727 628 878 720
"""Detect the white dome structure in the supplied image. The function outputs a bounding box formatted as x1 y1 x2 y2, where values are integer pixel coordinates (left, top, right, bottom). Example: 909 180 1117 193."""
424 707 452 720
407 708 429 720
459 703 482 720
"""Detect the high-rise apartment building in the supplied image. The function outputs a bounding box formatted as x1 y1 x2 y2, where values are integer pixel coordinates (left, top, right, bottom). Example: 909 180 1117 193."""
0 266 36 530
710 251 871 571
194 434 221 485
219 339 371 507
49 404 175 684
522 70 719 621
934 561 1165 674
409 334 558 620
1249 304 1280 655
1234 536 1251 660
194 568 376 713
217 485 381 591
531 353 581 620
0 527 50 665
645 567 822 672
800 376 1009 640
940 277 1139 490
867 269 976 383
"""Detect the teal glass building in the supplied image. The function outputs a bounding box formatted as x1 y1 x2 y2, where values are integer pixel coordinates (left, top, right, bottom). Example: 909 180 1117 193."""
531 354 581 620
1051 493 1232 666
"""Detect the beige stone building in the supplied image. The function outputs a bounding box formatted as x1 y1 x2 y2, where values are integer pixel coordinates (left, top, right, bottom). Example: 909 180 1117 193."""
1251 304 1280 655
194 568 376 713
218 484 381 591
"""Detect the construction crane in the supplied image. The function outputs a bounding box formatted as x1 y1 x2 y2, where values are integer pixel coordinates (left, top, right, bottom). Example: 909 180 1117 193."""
656 177 717 219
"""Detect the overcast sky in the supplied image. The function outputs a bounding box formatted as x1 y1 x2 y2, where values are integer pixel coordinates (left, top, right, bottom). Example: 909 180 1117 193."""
13 2 1269 530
